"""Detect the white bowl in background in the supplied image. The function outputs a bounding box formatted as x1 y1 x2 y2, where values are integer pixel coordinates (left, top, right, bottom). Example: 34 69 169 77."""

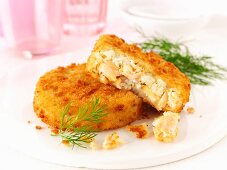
120 0 209 39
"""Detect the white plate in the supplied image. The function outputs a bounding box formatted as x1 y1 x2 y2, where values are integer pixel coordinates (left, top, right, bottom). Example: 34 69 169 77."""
0 50 227 169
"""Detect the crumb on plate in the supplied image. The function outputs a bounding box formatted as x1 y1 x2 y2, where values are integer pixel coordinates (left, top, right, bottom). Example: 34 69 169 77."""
51 129 59 135
89 140 100 150
103 132 124 150
35 125 42 130
27 120 32 124
187 107 195 114
126 123 150 139
61 140 69 145
152 111 180 142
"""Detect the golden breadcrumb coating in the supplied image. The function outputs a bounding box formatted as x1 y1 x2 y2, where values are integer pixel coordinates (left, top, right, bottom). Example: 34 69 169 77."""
33 64 142 131
87 34 190 112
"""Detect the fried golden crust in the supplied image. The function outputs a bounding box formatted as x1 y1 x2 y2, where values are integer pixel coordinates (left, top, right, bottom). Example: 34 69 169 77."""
87 35 190 112
33 64 142 131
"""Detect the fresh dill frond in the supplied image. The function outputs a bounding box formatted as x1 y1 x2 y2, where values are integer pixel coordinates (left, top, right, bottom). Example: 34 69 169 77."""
57 97 107 148
137 37 227 85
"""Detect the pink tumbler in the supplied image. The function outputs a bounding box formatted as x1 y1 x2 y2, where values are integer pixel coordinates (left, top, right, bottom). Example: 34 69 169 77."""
0 0 65 55
64 0 108 36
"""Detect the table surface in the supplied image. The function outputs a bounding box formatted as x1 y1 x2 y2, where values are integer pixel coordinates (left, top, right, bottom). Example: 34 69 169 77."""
0 3 227 169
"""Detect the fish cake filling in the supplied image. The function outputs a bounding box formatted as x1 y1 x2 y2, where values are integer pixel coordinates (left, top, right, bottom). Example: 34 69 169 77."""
90 49 182 112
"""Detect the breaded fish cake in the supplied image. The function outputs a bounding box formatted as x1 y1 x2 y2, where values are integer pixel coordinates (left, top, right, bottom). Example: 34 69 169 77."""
87 35 190 112
33 64 142 131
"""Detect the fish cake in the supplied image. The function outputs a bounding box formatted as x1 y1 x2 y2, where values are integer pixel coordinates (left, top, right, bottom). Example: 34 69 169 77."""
87 35 190 112
33 64 142 131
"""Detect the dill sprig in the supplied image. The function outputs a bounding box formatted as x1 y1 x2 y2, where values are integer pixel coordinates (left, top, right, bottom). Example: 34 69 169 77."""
57 97 107 148
137 37 227 85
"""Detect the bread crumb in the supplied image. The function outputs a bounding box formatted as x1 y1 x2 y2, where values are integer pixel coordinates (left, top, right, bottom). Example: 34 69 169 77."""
187 107 195 114
126 123 150 139
89 140 100 150
152 111 180 142
51 129 59 135
35 125 42 130
27 120 32 124
103 132 124 150
61 140 69 145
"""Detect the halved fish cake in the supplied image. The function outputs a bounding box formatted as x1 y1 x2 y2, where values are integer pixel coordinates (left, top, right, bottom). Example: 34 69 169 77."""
87 35 190 112
33 64 142 131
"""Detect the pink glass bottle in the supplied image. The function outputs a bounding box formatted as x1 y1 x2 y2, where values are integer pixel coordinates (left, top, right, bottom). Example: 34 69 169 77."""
64 0 108 36
0 0 65 56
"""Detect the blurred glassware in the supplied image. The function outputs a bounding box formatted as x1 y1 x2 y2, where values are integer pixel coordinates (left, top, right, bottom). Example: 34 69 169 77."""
0 0 64 56
64 0 108 36
121 0 209 39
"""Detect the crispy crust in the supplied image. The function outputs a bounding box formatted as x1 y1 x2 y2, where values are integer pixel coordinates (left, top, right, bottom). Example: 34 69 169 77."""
33 64 142 131
87 34 190 112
